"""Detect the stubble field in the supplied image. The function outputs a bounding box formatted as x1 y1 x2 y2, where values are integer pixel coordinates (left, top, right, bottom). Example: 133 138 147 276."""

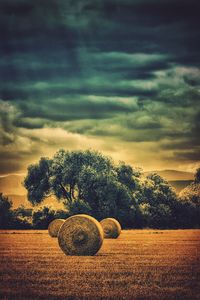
0 229 200 300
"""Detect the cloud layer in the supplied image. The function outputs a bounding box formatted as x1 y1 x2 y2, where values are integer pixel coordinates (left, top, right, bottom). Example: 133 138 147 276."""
0 0 200 174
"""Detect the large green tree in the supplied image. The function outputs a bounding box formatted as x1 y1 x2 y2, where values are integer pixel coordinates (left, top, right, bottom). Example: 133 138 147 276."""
24 150 138 221
24 149 191 228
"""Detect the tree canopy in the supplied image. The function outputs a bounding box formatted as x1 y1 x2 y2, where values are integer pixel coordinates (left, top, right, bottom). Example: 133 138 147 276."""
24 150 138 221
178 169 200 227
23 149 199 228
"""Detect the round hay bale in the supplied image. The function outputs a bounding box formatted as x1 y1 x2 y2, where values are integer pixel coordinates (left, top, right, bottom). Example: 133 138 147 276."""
100 218 121 239
58 214 104 256
48 219 65 237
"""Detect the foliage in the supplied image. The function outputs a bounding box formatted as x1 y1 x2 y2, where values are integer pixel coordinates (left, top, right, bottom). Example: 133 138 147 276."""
178 172 200 228
24 150 139 224
11 216 32 229
0 193 13 229
14 205 33 218
135 173 178 228
68 199 92 216
0 193 32 229
32 206 69 229
24 157 51 205
0 150 198 229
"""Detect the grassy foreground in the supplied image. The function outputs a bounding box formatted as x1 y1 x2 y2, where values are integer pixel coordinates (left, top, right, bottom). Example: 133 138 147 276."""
0 229 199 300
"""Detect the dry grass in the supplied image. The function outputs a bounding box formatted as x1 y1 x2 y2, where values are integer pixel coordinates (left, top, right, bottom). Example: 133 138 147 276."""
0 229 200 300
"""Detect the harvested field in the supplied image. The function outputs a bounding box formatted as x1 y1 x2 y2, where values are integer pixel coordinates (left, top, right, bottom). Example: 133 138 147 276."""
0 230 200 300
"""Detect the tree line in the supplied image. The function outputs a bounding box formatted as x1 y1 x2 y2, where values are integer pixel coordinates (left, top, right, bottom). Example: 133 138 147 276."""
0 150 199 229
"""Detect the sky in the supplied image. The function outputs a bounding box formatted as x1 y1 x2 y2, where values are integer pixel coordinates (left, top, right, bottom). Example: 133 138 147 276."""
0 0 200 176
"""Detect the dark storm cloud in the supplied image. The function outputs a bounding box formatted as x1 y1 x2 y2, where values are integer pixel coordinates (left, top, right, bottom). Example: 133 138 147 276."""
13 118 47 129
0 82 157 100
173 150 200 161
17 96 139 122
0 159 23 174
0 102 19 145
0 0 200 173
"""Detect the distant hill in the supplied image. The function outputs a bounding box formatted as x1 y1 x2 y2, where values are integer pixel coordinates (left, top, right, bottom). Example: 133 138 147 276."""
144 170 194 181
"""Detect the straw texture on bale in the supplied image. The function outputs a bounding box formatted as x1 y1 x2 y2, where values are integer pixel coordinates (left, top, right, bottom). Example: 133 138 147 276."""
100 218 121 239
58 214 104 256
48 219 65 237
